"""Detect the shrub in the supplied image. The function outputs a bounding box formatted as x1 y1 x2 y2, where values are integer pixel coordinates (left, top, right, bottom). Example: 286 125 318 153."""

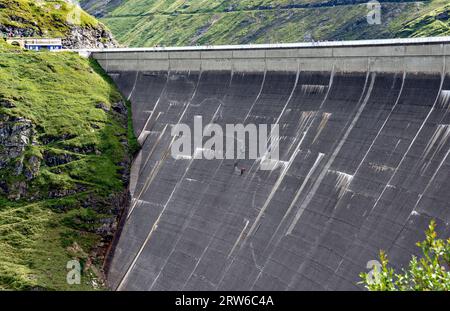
360 220 450 291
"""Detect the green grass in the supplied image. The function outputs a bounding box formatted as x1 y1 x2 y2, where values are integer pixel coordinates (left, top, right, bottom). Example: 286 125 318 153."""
0 0 99 37
0 199 102 290
88 0 450 47
0 40 136 290
391 0 450 37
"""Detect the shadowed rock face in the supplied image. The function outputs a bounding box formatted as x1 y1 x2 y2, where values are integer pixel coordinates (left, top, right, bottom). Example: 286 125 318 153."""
104 67 450 290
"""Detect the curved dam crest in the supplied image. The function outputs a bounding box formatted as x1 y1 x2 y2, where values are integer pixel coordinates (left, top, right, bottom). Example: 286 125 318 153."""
92 39 450 290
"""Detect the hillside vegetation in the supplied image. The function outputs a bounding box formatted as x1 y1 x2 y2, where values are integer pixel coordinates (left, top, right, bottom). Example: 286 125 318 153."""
0 0 117 48
0 0 98 36
0 40 137 290
80 0 450 46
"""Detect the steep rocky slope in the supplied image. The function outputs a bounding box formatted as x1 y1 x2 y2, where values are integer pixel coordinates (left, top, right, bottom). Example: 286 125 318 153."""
81 0 450 47
0 41 137 290
0 0 118 48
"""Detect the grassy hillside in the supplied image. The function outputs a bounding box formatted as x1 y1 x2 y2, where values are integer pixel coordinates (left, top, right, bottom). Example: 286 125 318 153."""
82 0 450 46
0 0 98 36
79 0 124 17
0 0 118 48
0 40 137 290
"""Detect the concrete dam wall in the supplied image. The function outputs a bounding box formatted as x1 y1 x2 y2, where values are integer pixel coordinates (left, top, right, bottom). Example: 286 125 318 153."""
92 38 450 290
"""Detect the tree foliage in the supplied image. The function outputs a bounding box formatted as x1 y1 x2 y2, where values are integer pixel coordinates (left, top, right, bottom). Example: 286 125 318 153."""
360 220 450 291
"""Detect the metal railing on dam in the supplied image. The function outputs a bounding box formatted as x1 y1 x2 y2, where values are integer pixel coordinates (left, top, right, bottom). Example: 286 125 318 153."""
91 38 450 290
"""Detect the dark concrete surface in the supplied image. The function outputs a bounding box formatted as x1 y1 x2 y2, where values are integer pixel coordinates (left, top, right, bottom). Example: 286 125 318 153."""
106 68 450 290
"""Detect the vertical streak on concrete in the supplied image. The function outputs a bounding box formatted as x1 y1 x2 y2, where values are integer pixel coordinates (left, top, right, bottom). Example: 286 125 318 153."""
266 152 325 249
147 159 212 290
317 71 407 248
233 68 267 180
319 65 335 110
286 72 376 236
215 70 301 289
217 67 336 289
115 71 204 290
119 154 196 291
384 57 447 253
127 68 139 101
180 72 270 290
138 123 169 176
419 124 450 174
369 59 446 219
246 134 301 240
265 61 301 175
149 101 231 291
237 63 301 244
274 60 301 127
228 219 250 259
137 72 170 143
181 216 242 290
249 151 326 288
282 152 325 234
351 71 406 179
132 70 203 202
244 70 267 123
413 149 450 212
254 68 336 259
128 150 142 197
128 124 168 217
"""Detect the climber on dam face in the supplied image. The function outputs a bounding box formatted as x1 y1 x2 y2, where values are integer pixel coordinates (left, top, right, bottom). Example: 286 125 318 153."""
234 162 246 176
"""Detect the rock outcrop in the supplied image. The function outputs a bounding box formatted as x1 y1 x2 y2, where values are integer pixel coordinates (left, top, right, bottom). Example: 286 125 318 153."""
62 25 118 49
0 98 130 203
0 114 38 199
0 115 34 167
0 23 118 49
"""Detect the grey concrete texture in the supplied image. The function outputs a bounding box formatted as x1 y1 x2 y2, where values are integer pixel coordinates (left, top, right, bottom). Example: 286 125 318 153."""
92 40 450 74
95 43 450 291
